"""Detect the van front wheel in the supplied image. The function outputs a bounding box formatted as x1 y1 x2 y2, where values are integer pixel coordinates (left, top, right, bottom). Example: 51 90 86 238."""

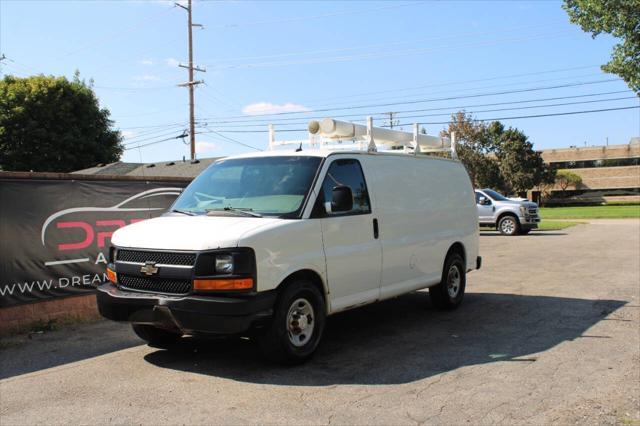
429 253 466 310
258 280 326 365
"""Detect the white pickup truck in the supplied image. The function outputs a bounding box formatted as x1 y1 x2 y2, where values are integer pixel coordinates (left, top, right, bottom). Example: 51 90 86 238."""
97 119 481 364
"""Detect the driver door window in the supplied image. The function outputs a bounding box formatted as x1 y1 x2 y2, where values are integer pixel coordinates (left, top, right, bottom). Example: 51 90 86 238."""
315 159 371 217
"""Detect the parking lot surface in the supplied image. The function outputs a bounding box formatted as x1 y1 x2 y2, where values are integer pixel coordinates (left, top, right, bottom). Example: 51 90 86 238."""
1 219 639 425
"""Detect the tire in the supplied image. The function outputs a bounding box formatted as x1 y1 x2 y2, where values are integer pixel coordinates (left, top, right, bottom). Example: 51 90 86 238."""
429 252 466 310
132 324 182 348
258 280 326 365
498 215 520 236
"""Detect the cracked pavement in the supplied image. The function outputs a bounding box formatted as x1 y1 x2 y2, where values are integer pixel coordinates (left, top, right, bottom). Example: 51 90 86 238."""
1 219 639 424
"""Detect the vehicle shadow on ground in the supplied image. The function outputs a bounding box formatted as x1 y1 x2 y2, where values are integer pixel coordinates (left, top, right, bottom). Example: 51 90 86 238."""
144 292 625 385
480 232 568 237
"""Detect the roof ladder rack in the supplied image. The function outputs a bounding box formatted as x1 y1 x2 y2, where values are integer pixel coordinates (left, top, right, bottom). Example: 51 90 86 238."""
268 116 458 159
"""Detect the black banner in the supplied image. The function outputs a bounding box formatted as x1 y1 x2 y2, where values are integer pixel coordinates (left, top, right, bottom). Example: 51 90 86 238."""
0 178 188 307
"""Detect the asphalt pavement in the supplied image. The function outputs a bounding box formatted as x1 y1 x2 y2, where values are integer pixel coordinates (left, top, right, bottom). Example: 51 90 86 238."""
1 219 639 425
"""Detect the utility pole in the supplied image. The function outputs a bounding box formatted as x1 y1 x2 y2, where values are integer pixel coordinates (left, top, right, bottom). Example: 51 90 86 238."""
384 112 399 129
176 0 205 161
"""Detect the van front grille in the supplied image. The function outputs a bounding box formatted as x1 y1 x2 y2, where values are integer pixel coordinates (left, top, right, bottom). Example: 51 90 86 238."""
116 250 196 266
118 274 191 295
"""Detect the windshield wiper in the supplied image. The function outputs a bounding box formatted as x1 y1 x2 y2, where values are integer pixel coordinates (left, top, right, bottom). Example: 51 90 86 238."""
206 207 263 218
170 209 196 216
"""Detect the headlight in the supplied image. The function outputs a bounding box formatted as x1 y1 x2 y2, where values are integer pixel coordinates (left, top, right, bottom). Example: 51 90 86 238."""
215 254 234 274
519 206 527 215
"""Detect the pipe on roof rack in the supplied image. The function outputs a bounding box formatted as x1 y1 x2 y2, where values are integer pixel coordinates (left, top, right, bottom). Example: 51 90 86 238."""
308 118 450 150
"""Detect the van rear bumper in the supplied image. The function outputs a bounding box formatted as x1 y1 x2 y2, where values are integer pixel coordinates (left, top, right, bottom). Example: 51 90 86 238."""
96 282 276 335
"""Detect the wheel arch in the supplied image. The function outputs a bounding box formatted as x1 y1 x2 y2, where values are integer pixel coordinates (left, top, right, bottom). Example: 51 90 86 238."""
276 269 328 311
496 210 520 225
445 241 467 269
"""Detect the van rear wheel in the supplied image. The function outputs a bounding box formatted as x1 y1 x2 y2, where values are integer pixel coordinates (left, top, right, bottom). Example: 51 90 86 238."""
257 280 326 365
429 253 466 310
132 324 181 348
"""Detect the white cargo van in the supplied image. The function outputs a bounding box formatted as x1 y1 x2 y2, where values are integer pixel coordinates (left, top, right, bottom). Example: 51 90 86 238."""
97 118 481 363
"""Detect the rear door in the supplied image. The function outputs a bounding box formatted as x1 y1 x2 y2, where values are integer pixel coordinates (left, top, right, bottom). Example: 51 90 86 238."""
314 157 382 312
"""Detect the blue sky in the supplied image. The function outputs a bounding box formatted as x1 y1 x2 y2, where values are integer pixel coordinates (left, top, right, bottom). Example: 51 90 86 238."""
1 0 639 163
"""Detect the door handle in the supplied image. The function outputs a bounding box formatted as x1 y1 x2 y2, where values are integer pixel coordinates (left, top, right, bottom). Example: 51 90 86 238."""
373 218 379 239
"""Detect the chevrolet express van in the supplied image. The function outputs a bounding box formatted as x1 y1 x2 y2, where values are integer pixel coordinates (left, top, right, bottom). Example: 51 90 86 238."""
98 149 481 363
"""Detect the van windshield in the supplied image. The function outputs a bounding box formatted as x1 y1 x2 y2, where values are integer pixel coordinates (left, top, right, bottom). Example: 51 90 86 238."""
171 156 322 217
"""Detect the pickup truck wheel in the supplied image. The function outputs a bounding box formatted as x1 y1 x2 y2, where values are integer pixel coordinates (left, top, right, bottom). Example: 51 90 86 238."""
498 215 520 236
429 253 466 310
131 324 181 348
258 280 326 365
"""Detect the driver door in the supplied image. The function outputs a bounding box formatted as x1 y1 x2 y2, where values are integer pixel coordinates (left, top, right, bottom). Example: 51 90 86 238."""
314 158 382 312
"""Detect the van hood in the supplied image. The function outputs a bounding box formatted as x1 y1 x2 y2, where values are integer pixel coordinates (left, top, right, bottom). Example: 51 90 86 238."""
111 215 281 251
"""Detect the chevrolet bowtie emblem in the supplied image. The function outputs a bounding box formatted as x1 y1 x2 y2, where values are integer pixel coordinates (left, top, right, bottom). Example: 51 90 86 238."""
140 261 159 276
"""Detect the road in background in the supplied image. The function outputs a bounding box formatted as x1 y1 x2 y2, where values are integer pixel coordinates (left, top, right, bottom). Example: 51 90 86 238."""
1 220 639 424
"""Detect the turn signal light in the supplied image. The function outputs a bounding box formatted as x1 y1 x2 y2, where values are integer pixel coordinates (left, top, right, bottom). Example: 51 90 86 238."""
106 268 117 284
193 278 253 291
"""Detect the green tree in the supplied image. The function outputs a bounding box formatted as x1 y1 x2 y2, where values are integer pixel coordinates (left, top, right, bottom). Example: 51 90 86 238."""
441 112 555 194
441 112 505 191
563 0 640 93
491 124 555 194
555 170 583 196
0 73 122 172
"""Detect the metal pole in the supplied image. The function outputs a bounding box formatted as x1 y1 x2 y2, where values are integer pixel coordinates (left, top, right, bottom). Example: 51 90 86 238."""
187 0 196 161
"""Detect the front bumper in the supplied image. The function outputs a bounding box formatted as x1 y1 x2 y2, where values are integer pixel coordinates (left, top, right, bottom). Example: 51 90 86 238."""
97 282 276 335
520 214 540 229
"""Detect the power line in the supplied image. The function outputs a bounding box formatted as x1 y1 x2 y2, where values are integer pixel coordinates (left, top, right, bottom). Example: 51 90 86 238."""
123 133 187 151
397 105 640 126
205 2 417 30
55 6 177 60
122 127 188 146
378 96 638 123
201 90 634 127
300 72 609 111
202 79 624 121
118 121 187 130
208 105 640 133
196 129 263 151
205 30 574 71
296 65 601 106
204 21 566 65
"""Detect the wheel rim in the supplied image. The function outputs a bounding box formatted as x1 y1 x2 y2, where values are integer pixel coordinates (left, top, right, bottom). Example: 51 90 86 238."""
286 298 315 347
501 218 515 234
447 264 461 298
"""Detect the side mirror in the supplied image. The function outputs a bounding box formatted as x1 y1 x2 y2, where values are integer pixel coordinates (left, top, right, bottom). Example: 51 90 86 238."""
327 185 353 213
478 196 490 205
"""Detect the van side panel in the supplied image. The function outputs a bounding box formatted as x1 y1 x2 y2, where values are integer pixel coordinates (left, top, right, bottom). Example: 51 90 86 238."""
362 155 478 300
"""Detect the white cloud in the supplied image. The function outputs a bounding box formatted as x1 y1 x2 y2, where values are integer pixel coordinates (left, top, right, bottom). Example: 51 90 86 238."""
138 59 154 66
242 102 311 116
121 130 136 139
195 141 218 153
133 74 160 82
165 57 180 67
